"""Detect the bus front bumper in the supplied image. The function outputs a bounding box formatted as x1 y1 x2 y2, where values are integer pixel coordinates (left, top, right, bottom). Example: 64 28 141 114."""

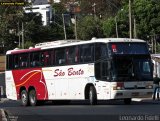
111 89 153 99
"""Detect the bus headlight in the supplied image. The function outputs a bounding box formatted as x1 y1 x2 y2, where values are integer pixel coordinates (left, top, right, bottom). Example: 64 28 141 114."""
113 82 124 90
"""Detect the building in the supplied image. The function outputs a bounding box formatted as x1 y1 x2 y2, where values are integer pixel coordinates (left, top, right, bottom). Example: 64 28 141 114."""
24 0 52 26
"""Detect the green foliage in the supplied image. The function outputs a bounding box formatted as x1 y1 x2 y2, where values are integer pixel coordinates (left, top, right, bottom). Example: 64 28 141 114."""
23 13 43 44
77 16 104 40
101 0 160 40
102 17 115 37
24 41 34 49
52 3 67 14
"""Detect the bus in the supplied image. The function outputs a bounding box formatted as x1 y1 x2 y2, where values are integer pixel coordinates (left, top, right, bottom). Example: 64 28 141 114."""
5 38 153 106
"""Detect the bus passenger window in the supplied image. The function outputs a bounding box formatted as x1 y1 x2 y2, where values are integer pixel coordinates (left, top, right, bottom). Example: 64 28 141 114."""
95 43 108 61
14 55 19 69
6 55 13 70
55 48 66 65
19 53 29 68
30 52 41 67
80 44 94 63
41 51 52 66
67 46 76 64
95 61 109 80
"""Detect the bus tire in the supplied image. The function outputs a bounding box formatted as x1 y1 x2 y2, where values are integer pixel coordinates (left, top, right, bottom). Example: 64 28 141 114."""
89 86 97 105
29 89 37 106
20 90 29 106
124 98 131 105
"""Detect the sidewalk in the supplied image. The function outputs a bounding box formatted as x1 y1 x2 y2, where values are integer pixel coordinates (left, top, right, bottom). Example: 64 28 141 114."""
0 109 8 121
0 98 9 121
0 98 9 103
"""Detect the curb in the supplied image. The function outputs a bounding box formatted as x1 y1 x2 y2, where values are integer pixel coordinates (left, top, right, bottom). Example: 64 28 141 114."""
0 98 9 103
0 109 8 121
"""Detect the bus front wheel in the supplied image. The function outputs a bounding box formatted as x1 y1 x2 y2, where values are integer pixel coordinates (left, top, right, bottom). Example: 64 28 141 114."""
29 89 37 106
89 86 97 105
20 90 29 106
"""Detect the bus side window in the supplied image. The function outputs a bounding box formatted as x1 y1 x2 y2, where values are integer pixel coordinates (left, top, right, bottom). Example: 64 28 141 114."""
41 50 52 66
95 43 108 61
80 44 94 63
67 46 76 64
13 55 19 69
95 44 101 60
95 61 109 80
55 48 66 65
19 53 29 68
7 55 13 70
30 52 41 67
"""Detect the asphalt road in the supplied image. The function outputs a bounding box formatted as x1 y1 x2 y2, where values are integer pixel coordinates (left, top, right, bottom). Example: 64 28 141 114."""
1 99 160 121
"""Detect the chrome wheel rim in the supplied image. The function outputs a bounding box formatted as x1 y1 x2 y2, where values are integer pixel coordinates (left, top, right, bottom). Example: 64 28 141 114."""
22 93 27 104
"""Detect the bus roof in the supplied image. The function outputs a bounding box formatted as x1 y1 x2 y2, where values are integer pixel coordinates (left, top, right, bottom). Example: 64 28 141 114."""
6 38 146 55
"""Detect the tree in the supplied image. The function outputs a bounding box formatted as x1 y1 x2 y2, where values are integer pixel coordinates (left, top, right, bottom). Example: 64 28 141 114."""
133 0 160 40
102 0 160 40
102 17 116 37
77 16 104 40
51 2 75 40
0 0 29 52
22 13 43 44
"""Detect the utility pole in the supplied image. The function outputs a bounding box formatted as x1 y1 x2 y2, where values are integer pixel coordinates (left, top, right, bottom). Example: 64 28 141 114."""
133 17 137 38
115 17 118 38
154 34 157 54
129 0 132 39
152 36 154 53
74 15 77 40
18 21 21 48
62 14 67 40
92 3 96 18
22 22 24 49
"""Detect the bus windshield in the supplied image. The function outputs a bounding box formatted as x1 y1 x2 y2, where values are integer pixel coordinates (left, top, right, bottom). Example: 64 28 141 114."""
109 42 149 55
112 56 153 81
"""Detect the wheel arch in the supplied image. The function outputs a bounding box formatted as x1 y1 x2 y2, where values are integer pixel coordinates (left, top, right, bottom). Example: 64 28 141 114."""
28 86 36 92
84 83 96 99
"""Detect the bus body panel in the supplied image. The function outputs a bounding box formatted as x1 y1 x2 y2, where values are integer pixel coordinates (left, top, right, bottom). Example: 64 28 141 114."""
42 64 94 100
5 71 17 100
95 81 111 99
7 68 49 100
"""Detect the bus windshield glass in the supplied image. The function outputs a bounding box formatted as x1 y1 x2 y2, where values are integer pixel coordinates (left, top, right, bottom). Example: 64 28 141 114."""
109 42 149 55
112 56 153 81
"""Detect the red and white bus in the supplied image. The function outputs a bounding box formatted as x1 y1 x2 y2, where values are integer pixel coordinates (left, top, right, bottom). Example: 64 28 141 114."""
5 38 153 106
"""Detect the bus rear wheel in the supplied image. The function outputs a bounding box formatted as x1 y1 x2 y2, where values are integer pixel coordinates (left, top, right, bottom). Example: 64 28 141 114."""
89 86 97 105
29 89 37 106
20 90 29 106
